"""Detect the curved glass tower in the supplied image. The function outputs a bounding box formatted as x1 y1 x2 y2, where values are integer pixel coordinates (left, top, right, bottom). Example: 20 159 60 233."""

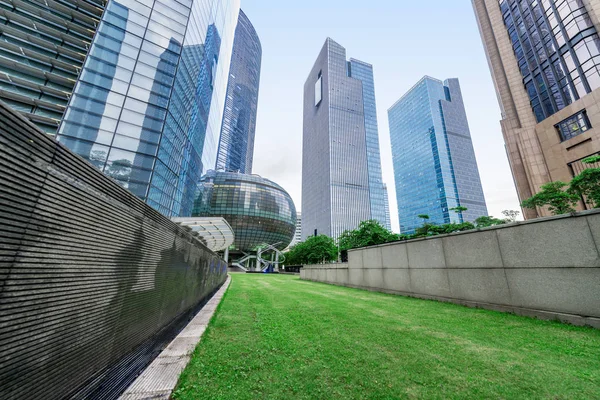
55 0 241 218
216 9 262 174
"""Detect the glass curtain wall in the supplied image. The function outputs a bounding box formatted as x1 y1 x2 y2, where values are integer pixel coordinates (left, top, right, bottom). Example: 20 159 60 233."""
499 0 600 122
193 171 297 251
216 9 261 174
388 77 488 234
56 0 240 217
327 40 372 239
348 59 388 229
302 38 388 240
383 184 392 231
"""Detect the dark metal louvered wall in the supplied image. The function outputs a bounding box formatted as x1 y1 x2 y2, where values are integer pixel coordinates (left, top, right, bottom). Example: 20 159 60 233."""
0 0 105 134
0 101 228 399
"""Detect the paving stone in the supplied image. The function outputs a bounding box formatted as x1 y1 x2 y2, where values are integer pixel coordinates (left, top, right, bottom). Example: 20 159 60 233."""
119 276 231 399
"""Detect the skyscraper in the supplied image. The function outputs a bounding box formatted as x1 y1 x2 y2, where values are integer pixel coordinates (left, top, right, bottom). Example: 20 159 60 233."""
288 211 303 248
348 59 389 231
0 1 105 135
302 38 389 240
383 184 392 231
294 212 302 244
388 76 488 234
54 0 240 218
216 10 262 174
473 0 600 219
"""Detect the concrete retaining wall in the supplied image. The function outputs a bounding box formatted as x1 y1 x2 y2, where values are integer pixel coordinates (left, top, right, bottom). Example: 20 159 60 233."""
0 103 227 399
301 211 600 328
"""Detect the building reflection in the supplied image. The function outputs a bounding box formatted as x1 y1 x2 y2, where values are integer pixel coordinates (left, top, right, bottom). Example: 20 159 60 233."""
56 1 128 171
55 0 240 218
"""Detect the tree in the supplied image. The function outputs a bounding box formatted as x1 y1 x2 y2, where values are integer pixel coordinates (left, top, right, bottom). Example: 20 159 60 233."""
282 235 337 265
474 216 506 228
501 210 520 223
569 155 600 209
283 245 302 266
414 214 433 237
583 155 600 164
338 220 399 252
521 181 579 215
450 206 468 222
429 222 476 235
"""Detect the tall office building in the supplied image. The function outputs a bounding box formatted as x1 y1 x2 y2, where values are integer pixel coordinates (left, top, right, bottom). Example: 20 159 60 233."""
349 58 389 231
53 0 240 218
216 10 261 174
388 76 488 234
0 1 105 134
302 38 389 240
291 212 302 247
383 184 392 231
473 0 600 219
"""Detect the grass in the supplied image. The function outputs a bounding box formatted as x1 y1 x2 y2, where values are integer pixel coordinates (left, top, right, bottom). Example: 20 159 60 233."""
172 274 600 399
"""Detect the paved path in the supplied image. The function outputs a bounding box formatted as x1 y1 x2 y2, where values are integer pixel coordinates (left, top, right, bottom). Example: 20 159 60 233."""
119 276 231 400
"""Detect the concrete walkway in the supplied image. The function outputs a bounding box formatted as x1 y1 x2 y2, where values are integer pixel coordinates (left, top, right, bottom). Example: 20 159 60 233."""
119 276 231 400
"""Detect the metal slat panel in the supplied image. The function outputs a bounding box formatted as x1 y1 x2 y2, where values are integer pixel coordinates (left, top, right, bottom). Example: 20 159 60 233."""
0 8 91 50
0 101 227 399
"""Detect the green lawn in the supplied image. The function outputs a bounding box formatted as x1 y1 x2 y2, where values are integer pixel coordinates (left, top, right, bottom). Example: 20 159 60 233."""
173 274 600 400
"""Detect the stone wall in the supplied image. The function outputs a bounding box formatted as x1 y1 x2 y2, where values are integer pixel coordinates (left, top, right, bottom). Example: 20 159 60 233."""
301 211 600 328
0 103 227 399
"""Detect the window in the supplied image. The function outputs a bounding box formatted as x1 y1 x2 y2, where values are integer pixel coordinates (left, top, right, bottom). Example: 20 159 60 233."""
556 110 591 141
315 72 322 106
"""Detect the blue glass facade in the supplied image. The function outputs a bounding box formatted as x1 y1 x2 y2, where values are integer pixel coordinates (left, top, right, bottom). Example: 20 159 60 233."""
499 0 600 122
388 76 488 234
56 0 240 217
216 10 261 174
348 59 389 229
383 184 392 231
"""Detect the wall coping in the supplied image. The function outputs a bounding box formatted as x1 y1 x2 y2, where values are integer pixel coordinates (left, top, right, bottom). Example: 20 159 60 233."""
303 264 348 270
348 208 600 253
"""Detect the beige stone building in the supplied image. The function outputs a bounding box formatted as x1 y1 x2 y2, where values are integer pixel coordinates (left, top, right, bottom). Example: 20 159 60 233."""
472 0 600 219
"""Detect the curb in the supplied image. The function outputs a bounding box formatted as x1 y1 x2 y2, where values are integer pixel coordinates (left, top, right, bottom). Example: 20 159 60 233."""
119 275 232 399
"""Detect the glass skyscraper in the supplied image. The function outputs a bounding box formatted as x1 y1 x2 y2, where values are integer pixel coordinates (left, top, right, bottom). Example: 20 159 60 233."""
302 38 389 240
348 59 389 231
54 0 240 218
388 76 488 234
216 9 261 174
383 184 392 231
0 1 105 135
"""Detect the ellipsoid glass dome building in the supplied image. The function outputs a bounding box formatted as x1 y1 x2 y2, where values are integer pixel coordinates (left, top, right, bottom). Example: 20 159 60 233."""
192 171 297 251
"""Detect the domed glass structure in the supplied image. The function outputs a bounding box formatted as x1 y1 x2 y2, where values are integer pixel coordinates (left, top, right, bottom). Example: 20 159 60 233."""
192 171 297 252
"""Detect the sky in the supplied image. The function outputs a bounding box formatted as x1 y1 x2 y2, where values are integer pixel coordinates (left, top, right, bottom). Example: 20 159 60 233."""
242 0 522 232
